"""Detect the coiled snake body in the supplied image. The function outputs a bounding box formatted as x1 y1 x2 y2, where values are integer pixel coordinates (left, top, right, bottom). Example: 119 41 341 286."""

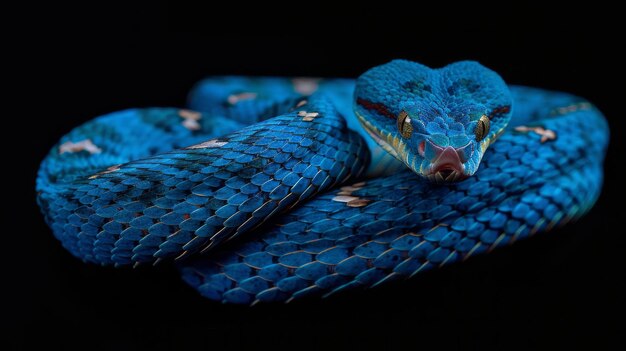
37 60 608 303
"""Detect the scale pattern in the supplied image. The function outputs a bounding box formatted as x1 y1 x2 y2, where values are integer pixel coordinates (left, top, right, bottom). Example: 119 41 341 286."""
36 61 608 304
179 87 608 303
37 96 368 265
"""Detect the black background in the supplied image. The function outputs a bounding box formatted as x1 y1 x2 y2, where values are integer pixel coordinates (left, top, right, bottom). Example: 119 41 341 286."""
5 5 625 350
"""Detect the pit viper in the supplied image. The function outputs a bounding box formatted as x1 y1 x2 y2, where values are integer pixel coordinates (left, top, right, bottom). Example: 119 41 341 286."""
37 60 608 304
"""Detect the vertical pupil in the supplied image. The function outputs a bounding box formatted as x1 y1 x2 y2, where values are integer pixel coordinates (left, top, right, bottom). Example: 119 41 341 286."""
397 111 412 138
397 111 407 132
475 115 489 141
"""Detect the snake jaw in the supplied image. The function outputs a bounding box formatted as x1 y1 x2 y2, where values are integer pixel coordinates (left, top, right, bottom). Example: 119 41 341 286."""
355 111 401 159
424 162 468 183
425 169 466 183
428 150 466 177
422 141 470 183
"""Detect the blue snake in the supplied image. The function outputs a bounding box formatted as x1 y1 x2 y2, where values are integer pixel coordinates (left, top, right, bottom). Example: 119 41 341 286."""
37 60 608 304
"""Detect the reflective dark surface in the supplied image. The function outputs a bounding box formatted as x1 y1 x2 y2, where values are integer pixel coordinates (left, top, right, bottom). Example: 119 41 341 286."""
6 6 624 350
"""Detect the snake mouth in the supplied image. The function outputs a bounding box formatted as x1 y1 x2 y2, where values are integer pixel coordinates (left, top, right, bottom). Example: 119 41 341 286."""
425 166 467 183
424 146 468 183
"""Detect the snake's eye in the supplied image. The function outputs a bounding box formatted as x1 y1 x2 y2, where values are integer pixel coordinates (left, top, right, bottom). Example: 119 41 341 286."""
475 115 490 141
397 110 413 138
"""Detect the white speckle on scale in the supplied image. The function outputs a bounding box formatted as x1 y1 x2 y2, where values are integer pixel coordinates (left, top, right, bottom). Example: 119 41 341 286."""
292 78 321 95
298 110 319 122
227 92 258 105
88 164 121 179
514 126 557 143
59 139 102 154
187 139 229 149
178 109 202 131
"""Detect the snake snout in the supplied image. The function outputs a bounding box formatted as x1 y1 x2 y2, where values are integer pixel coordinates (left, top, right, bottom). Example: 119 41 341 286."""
423 140 469 183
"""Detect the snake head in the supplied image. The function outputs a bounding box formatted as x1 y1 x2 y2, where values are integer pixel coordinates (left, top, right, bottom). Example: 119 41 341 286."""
355 60 512 183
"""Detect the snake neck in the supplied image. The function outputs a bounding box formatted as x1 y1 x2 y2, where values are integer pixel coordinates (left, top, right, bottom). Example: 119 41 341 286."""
343 107 405 177
317 84 405 178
